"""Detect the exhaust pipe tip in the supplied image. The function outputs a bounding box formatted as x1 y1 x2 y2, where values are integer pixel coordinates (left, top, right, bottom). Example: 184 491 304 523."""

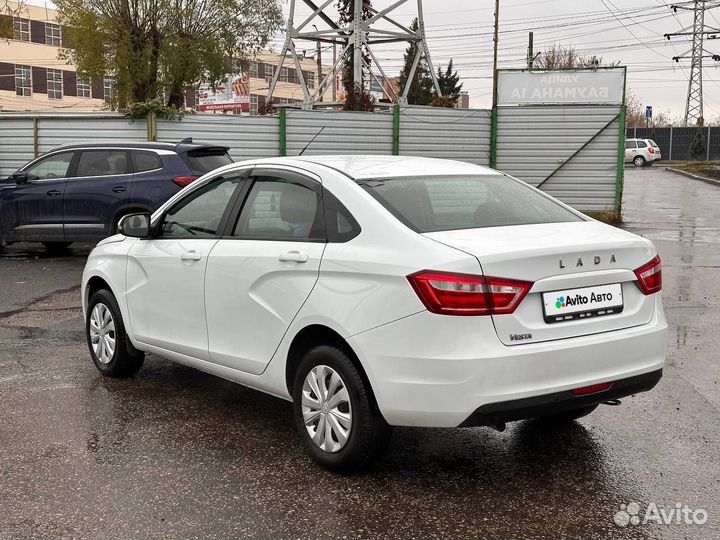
603 399 622 406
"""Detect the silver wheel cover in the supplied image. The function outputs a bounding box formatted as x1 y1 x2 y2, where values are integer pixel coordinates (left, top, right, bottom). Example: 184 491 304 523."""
89 302 116 365
301 365 352 453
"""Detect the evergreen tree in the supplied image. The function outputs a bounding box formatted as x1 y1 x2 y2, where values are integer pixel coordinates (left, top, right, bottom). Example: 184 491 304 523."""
689 127 707 160
435 59 462 103
398 18 434 106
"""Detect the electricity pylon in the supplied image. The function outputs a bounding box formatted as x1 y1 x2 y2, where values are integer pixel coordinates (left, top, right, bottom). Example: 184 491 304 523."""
268 0 443 109
665 0 720 125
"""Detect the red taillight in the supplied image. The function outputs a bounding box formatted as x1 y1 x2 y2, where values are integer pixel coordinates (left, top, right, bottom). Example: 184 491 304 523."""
648 147 655 154
634 255 662 295
173 175 200 187
571 382 613 396
407 270 532 316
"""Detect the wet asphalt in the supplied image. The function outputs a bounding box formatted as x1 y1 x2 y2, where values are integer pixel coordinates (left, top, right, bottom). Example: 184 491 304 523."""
0 166 718 539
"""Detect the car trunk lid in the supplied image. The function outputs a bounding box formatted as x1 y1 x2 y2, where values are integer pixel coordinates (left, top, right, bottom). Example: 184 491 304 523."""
424 221 658 345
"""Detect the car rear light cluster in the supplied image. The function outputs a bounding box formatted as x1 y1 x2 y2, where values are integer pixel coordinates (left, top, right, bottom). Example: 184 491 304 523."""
648 147 655 154
634 255 662 295
407 271 532 316
173 175 200 187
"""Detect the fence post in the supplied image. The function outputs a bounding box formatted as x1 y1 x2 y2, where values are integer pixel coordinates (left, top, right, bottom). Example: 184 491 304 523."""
490 107 498 168
279 107 287 157
707 126 711 161
392 105 400 155
669 126 673 161
146 111 157 142
32 117 39 158
615 105 627 214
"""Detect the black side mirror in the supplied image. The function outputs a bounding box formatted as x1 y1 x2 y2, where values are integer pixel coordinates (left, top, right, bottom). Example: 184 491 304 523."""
11 171 29 184
118 212 152 238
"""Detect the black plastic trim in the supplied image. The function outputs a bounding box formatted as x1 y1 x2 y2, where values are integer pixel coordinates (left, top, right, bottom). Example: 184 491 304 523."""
459 369 662 427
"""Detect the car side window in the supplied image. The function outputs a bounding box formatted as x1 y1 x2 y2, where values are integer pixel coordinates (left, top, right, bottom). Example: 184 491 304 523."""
323 188 361 242
76 150 131 177
159 176 244 239
24 152 75 180
636 140 647 148
625 141 637 149
233 177 325 241
133 151 162 173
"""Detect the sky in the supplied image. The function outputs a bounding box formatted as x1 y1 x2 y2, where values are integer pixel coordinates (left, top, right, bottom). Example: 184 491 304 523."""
26 0 720 119
277 0 720 120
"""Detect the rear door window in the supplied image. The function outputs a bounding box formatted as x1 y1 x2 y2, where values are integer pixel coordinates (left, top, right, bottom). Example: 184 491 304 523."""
184 148 232 173
133 151 162 172
76 150 131 177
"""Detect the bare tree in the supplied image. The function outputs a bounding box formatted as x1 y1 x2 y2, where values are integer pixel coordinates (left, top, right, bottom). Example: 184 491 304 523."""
534 45 617 69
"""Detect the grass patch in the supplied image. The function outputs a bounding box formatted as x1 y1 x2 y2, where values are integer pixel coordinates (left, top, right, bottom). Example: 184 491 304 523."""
585 208 623 225
674 162 720 181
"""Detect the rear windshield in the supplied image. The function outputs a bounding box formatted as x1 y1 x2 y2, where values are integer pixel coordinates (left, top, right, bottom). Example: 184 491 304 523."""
184 148 232 173
358 175 583 232
648 140 659 147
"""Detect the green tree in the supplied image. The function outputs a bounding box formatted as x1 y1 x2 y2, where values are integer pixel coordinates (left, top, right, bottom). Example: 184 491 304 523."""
1 0 26 39
56 0 282 109
336 0 374 111
689 127 707 160
432 59 461 107
398 18 433 106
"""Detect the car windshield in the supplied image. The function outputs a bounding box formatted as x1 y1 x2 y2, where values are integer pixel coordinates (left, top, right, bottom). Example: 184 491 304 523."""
358 174 583 232
184 148 232 173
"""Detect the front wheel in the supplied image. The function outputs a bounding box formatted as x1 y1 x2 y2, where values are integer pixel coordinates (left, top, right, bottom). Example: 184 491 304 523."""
292 345 391 473
633 155 646 167
86 289 144 377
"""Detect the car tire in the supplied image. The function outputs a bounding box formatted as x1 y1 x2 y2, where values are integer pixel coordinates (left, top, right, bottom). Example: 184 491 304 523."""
42 241 73 251
633 156 646 167
535 404 599 424
292 345 391 473
86 289 144 378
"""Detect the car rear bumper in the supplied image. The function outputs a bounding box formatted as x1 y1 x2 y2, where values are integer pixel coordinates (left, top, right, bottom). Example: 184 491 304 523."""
348 302 667 427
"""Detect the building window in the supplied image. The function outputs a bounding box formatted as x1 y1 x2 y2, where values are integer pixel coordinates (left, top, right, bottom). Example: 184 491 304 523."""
14 65 31 97
103 75 116 102
13 17 30 41
250 94 258 115
77 75 91 98
264 63 274 85
45 23 62 46
47 69 63 99
280 66 289 82
249 61 258 79
306 72 315 89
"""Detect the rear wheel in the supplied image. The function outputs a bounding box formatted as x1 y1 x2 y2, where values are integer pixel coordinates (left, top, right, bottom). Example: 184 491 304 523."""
42 241 73 251
535 404 599 424
292 345 391 473
633 155 646 167
86 289 144 377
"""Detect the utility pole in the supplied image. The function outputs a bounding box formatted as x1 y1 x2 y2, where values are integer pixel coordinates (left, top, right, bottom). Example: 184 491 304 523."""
492 0 500 107
527 31 534 70
313 25 323 102
665 0 720 126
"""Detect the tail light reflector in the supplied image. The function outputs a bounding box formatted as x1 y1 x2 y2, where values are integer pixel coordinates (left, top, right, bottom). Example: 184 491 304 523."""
407 271 532 316
173 175 200 187
571 382 613 396
634 255 662 295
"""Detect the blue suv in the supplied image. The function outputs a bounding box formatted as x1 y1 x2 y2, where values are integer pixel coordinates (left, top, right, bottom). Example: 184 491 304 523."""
0 140 232 252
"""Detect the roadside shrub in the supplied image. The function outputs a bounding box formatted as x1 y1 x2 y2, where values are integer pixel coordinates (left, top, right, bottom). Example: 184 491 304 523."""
688 128 707 161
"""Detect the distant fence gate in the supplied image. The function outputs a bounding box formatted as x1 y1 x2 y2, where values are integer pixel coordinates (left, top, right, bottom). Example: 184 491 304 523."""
1 71 632 213
627 126 720 161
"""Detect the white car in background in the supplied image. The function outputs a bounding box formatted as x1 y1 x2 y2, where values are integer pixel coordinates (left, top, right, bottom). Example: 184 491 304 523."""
626 138 661 167
81 156 667 472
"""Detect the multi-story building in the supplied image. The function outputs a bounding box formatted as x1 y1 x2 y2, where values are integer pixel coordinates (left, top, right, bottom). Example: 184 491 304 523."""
0 1 331 113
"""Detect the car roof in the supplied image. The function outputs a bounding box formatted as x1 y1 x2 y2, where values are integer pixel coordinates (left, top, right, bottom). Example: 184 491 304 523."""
47 141 229 154
258 155 502 180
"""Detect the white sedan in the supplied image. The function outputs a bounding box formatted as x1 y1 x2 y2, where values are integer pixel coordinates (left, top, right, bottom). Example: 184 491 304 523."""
81 156 667 472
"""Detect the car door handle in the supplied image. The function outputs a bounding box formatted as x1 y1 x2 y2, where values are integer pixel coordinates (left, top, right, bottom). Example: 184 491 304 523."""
46 190 62 197
180 250 202 261
278 251 309 263
112 186 127 193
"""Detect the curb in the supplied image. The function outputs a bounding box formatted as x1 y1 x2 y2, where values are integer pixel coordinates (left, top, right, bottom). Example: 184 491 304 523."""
665 167 720 188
